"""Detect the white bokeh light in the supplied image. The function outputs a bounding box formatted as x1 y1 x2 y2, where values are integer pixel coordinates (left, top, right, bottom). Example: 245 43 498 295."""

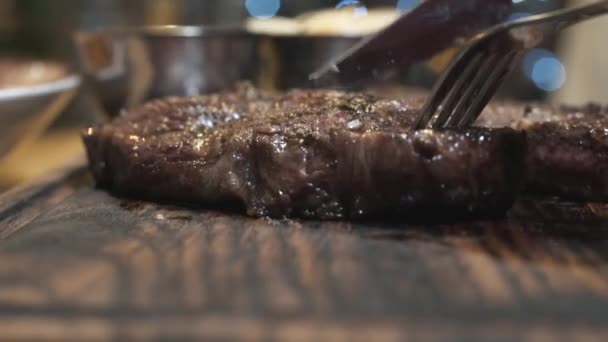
353 6 368 18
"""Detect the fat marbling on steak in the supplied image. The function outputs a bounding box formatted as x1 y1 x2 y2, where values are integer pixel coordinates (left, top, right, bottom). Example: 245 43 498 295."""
83 85 527 220
479 103 608 201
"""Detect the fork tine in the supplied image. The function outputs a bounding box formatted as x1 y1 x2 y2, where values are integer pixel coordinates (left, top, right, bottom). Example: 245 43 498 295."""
441 53 501 129
414 47 485 130
456 51 520 128
429 51 487 129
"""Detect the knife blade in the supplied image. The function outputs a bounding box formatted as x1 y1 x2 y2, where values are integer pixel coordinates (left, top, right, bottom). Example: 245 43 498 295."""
310 0 513 86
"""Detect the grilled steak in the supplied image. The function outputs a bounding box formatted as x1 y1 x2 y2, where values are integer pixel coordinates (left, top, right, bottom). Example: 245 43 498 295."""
83 84 526 220
479 103 608 201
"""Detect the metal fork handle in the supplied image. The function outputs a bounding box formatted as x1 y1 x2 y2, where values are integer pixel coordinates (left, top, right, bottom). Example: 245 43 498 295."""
503 0 608 40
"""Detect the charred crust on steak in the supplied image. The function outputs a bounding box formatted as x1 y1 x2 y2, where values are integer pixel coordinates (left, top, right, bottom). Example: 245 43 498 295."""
83 83 527 220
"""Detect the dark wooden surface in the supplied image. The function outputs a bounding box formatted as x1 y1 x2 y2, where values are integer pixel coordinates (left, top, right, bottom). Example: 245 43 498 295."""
1 168 608 341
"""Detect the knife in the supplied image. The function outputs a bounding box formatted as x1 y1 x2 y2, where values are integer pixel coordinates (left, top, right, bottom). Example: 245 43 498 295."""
310 0 513 86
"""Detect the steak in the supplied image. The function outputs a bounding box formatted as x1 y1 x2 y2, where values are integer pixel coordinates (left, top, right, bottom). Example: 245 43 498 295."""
479 102 608 201
83 84 527 220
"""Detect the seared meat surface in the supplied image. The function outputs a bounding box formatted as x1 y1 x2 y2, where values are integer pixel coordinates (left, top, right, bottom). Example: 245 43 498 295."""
84 85 526 220
479 103 608 201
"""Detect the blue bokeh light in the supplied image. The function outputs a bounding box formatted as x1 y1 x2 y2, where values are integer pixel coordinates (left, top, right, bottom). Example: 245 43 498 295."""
245 0 281 19
522 49 566 91
531 57 566 91
397 0 421 12
336 0 360 8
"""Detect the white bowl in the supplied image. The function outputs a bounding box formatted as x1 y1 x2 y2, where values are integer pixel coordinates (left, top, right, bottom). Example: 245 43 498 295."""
0 60 81 161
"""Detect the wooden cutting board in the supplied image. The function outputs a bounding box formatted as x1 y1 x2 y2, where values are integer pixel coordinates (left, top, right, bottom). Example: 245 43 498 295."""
1 167 608 341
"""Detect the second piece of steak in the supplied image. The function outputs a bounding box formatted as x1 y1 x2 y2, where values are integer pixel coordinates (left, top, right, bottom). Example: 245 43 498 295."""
83 85 526 220
480 103 608 201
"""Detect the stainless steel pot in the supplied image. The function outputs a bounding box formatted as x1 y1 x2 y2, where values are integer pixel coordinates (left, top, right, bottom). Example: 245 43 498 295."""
74 25 260 116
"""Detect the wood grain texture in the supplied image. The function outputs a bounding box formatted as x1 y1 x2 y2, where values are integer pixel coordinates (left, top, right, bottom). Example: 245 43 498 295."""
0 171 607 341
0 168 84 239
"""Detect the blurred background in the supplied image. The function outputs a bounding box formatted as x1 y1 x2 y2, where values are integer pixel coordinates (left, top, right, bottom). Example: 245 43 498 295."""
0 0 606 190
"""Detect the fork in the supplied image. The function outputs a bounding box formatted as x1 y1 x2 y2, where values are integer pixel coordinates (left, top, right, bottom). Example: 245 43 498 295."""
414 0 608 130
